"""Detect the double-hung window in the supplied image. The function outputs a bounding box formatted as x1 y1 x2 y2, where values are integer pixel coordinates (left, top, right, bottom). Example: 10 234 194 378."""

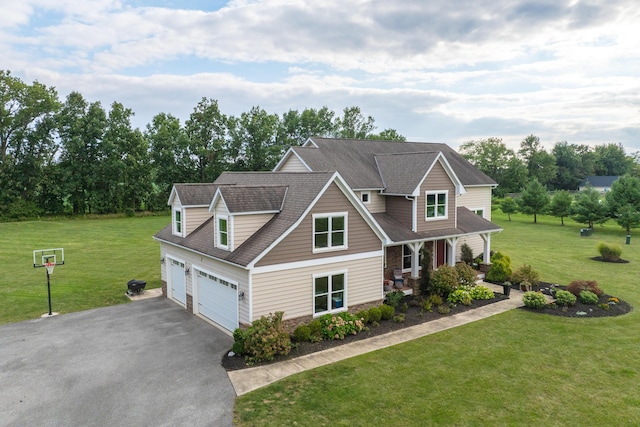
313 213 347 252
314 272 346 315
425 191 448 220
217 215 229 249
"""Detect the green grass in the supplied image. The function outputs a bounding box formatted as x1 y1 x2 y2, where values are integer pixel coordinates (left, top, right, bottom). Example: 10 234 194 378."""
234 210 640 426
0 215 168 323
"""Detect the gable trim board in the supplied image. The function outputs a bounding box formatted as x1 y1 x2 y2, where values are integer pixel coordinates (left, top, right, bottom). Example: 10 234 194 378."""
273 147 313 172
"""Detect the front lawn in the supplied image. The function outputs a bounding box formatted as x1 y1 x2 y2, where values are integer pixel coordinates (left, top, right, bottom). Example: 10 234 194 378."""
0 215 168 324
234 211 640 426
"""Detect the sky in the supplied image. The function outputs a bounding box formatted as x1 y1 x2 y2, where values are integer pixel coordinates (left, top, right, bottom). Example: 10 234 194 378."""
2 0 639 152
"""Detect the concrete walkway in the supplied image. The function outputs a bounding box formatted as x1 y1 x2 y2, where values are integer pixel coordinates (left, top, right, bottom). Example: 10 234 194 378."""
228 283 524 395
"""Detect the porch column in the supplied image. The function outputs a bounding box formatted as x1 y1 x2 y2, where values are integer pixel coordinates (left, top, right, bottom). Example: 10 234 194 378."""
446 237 459 266
481 233 491 264
409 242 424 277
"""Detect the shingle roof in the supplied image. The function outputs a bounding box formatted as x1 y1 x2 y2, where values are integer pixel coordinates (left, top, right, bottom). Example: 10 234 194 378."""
172 183 217 206
155 172 336 267
289 137 496 189
375 152 439 195
218 186 287 213
372 207 501 244
579 176 619 188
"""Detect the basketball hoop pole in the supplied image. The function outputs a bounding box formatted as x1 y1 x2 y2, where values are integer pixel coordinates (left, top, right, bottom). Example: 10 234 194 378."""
46 268 52 316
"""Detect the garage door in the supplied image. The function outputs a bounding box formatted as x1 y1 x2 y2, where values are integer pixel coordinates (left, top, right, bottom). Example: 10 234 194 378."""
196 269 238 332
169 258 186 305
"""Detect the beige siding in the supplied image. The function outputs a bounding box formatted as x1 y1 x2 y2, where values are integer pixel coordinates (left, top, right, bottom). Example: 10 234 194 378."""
416 161 456 232
256 183 383 266
457 235 485 261
278 154 309 172
251 256 383 320
385 196 412 229
457 186 493 220
213 198 230 249
185 207 213 234
365 191 386 213
160 243 250 325
234 213 274 247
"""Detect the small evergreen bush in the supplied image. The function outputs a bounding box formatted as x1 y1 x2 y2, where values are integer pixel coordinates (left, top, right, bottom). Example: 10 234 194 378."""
368 306 382 323
385 290 404 307
393 314 406 323
555 290 577 307
380 304 395 320
428 294 443 306
355 309 370 324
437 304 451 314
511 264 540 286
292 324 311 342
486 252 512 282
460 243 474 265
523 291 547 309
580 290 599 305
308 319 322 338
232 328 247 354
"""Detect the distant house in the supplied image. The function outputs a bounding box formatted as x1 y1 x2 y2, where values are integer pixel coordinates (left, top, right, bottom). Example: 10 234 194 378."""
153 137 502 333
578 176 620 193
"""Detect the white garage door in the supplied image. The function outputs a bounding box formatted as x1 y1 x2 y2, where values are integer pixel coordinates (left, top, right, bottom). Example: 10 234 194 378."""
169 258 186 305
196 269 238 332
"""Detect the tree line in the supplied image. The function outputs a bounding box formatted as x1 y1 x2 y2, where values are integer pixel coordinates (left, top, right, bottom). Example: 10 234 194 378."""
460 136 639 197
0 70 405 219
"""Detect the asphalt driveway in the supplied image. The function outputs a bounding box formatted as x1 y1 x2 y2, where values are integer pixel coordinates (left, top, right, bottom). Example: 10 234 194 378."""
0 298 234 427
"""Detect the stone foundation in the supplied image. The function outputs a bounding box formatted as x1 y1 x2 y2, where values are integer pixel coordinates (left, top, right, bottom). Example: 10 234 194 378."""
186 294 193 312
161 280 167 297
281 299 385 332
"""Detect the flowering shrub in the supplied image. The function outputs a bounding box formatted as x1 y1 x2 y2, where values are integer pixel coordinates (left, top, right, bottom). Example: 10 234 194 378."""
470 285 495 300
318 312 366 340
608 297 619 304
243 312 291 363
555 290 577 307
430 265 459 297
523 291 547 309
455 263 477 287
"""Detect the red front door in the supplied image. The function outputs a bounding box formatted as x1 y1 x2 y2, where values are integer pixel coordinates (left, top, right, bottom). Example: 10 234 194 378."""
435 240 447 267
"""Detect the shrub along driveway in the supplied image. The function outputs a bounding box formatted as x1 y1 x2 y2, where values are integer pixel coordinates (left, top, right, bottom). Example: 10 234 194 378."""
0 298 234 427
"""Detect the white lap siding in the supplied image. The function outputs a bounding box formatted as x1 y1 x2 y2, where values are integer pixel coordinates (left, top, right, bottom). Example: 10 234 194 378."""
250 254 383 321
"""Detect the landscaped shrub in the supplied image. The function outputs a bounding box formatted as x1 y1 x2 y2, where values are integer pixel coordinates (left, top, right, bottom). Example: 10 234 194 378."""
437 304 451 314
308 319 322 339
318 312 365 340
460 243 474 265
420 247 433 297
511 264 540 286
421 298 433 311
428 294 443 306
555 290 577 307
430 264 460 297
292 324 311 342
455 262 478 287
393 314 405 323
486 252 512 282
567 280 603 297
580 290 599 305
447 288 472 305
400 302 409 313
380 304 395 320
385 290 404 307
355 309 370 324
232 327 247 354
597 242 622 261
368 306 382 323
470 285 495 300
243 311 291 363
523 291 547 309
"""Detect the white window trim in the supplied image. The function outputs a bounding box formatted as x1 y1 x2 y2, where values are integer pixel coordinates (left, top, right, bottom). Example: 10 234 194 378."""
402 245 423 274
173 208 184 236
312 212 348 253
471 207 485 218
425 190 449 221
312 270 348 316
361 191 371 204
216 214 230 250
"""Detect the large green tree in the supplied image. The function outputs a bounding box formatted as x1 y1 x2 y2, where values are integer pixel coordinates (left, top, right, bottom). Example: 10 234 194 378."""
228 106 282 171
605 175 640 236
551 141 595 190
185 98 228 182
334 106 376 139
517 178 550 223
519 135 557 187
594 143 634 176
549 190 573 225
570 186 608 229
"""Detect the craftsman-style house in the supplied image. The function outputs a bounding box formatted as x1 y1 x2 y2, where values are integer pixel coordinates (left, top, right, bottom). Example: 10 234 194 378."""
154 138 501 333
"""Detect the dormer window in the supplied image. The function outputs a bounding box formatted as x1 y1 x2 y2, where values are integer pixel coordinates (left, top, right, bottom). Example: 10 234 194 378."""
217 215 229 249
425 191 448 220
173 209 183 235
361 191 370 204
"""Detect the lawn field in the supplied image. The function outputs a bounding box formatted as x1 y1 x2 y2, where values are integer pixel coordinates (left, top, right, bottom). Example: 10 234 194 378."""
234 210 640 426
0 215 169 324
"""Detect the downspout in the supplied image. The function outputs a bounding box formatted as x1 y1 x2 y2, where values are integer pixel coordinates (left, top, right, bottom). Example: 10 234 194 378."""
405 196 417 232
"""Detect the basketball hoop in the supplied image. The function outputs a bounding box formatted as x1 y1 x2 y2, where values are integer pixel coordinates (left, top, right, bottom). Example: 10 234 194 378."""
45 262 56 275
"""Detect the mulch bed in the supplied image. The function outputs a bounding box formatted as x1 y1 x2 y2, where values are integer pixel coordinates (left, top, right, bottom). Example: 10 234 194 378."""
591 256 629 264
516 282 632 318
222 292 508 371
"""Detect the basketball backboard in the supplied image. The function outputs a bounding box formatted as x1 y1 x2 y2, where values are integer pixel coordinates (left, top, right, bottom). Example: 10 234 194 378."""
33 248 65 268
